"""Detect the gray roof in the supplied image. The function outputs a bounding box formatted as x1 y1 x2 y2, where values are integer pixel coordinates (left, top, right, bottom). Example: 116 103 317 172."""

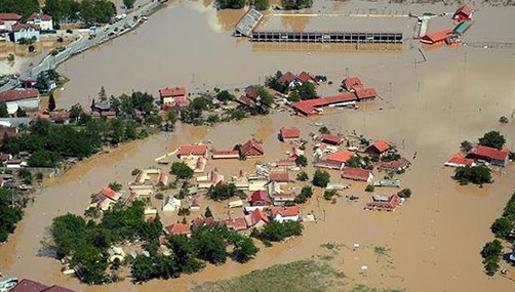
0 117 31 128
235 8 263 37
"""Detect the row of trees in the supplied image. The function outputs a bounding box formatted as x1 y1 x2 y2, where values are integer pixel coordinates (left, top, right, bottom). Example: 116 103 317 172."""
44 0 116 26
454 165 492 185
0 188 27 243
0 0 39 18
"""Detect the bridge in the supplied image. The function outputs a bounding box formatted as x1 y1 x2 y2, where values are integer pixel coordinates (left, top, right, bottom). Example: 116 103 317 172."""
250 31 403 44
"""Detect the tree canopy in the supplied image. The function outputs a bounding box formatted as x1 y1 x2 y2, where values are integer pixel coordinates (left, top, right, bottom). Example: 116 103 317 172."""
454 165 492 185
478 131 506 150
0 0 40 18
170 162 194 180
313 170 330 187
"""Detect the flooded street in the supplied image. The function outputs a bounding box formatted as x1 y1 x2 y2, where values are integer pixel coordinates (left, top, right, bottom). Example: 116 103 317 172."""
1 1 515 291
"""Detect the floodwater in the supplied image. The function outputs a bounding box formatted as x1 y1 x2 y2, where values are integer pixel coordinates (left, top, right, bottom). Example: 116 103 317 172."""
2 0 515 291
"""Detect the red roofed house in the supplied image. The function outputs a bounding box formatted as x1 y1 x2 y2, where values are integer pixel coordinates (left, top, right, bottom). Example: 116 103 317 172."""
0 88 40 115
12 23 40 43
269 171 289 183
278 71 299 88
178 144 208 158
0 13 22 30
91 186 121 211
197 169 224 189
10 279 75 292
342 76 364 92
453 5 474 22
240 139 264 158
164 223 191 236
341 167 373 182
211 149 239 159
297 71 318 85
355 88 377 101
444 152 475 168
244 209 269 228
27 13 53 30
159 87 188 108
321 133 343 145
279 127 300 141
190 216 217 232
365 194 400 212
249 190 272 206
367 140 391 155
467 146 509 167
315 150 354 170
421 29 454 45
377 158 411 172
291 93 356 115
271 206 300 223
222 217 248 232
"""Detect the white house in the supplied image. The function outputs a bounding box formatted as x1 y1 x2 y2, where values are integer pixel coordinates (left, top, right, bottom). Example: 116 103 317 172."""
0 88 40 115
271 206 300 223
27 13 53 31
162 196 181 212
12 23 40 43
0 13 22 31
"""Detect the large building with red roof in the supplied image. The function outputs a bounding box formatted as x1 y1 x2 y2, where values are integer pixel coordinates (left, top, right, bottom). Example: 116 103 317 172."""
279 127 300 141
270 206 300 223
240 139 264 158
466 146 509 167
9 279 75 292
0 13 22 30
315 150 354 170
444 152 475 168
421 29 454 45
292 93 357 115
367 140 391 155
453 5 474 22
341 167 373 182
178 144 208 158
159 87 188 108
0 88 40 115
27 13 53 30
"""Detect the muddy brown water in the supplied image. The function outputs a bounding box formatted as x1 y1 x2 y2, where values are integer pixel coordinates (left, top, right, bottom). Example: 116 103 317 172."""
2 1 515 291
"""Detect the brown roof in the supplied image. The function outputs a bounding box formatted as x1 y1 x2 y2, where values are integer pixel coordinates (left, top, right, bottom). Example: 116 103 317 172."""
0 13 22 21
343 76 364 91
245 209 269 227
269 171 289 182
178 144 208 156
0 89 39 102
470 146 509 161
341 167 371 181
12 23 40 32
240 139 264 156
321 134 343 145
159 87 185 98
280 127 300 139
271 206 300 218
10 279 75 292
28 13 52 21
222 217 247 231
278 72 298 85
164 223 190 235
322 150 354 163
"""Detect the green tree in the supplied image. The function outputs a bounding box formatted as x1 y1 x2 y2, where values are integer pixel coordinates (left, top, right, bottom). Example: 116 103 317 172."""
480 239 503 276
313 170 330 187
254 0 269 10
490 217 512 239
16 107 27 117
296 82 316 100
0 188 25 243
191 225 228 265
204 206 213 218
232 236 258 263
131 254 158 282
295 186 313 203
123 0 136 9
398 188 412 198
216 90 235 102
454 165 492 185
259 221 303 242
296 171 308 181
217 0 246 9
478 131 506 150
0 0 40 18
460 140 473 153
166 235 204 273
108 181 122 192
318 126 329 134
0 102 9 117
170 162 194 180
365 184 375 192
323 190 337 200
295 155 308 167
207 183 240 201
48 94 56 111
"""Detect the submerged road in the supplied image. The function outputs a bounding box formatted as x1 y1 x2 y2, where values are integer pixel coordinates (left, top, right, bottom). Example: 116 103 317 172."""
0 0 161 92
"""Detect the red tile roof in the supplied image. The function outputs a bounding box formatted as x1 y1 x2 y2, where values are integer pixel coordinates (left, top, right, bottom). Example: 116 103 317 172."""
178 144 208 156
249 190 272 205
292 93 356 115
378 158 410 171
280 127 300 139
10 279 76 292
245 209 269 226
297 71 317 84
28 13 52 21
343 76 364 91
0 13 22 21
278 72 298 85
355 88 377 100
211 149 239 158
341 167 371 181
323 150 354 163
422 29 453 43
454 5 473 18
269 171 289 182
321 133 343 145
271 206 300 218
222 217 247 231
12 23 39 32
471 146 509 161
446 152 475 166
0 88 39 102
240 139 264 157
159 87 186 98
164 223 190 235
370 140 390 153
101 186 121 201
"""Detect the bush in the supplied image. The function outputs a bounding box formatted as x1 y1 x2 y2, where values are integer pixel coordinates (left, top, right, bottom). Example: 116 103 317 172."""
295 155 308 167
460 140 473 153
108 181 122 192
490 217 512 238
217 0 245 9
323 190 337 200
178 208 191 216
295 186 313 203
296 171 308 181
232 236 259 263
480 240 503 276
154 193 164 200
478 131 506 150
365 185 375 192
259 221 303 242
170 162 194 180
454 166 492 185
254 0 269 10
499 116 509 124
312 170 330 187
398 188 412 198
208 183 240 201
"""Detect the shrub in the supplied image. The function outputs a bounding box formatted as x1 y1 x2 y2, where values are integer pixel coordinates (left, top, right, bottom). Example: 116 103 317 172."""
170 162 194 180
478 131 506 150
295 155 308 167
398 188 412 198
295 186 313 203
178 208 191 216
365 185 375 192
296 171 308 181
259 221 303 242
313 170 330 187
454 166 492 185
323 190 337 200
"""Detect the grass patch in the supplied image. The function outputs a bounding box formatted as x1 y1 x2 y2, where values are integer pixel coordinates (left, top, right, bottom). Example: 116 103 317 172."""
191 259 346 292
373 246 391 257
349 285 405 292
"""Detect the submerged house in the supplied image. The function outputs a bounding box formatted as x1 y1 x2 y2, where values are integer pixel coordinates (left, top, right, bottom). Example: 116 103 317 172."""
466 146 509 167
240 139 265 158
341 167 373 182
315 150 354 170
291 93 356 116
453 5 474 22
270 206 300 223
196 169 224 189
364 194 401 212
367 140 391 155
244 209 269 228
279 127 300 141
444 152 475 168
159 87 188 108
90 186 121 211
421 29 454 45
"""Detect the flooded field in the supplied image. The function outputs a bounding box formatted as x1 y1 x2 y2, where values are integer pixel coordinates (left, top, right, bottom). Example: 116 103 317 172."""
1 0 515 291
